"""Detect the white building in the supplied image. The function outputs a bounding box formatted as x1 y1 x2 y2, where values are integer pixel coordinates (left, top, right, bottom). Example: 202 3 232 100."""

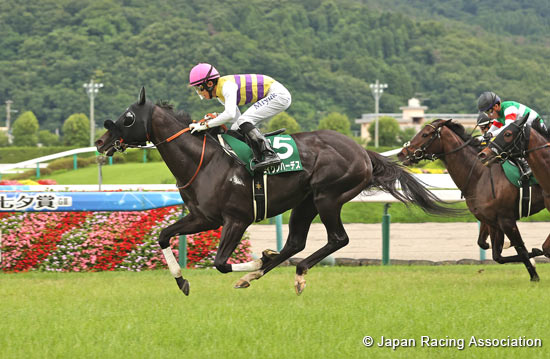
356 97 478 141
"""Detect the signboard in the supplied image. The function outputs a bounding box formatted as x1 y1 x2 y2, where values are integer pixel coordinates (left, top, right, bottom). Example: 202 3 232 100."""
0 192 184 212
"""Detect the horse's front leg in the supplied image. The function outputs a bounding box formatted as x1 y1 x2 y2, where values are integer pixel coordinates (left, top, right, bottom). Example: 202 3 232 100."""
499 221 541 282
158 212 218 295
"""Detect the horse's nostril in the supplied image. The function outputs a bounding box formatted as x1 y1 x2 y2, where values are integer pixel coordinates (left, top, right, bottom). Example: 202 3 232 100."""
96 140 103 147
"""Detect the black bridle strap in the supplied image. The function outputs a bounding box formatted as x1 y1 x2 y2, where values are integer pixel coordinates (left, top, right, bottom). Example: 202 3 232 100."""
461 159 478 199
523 143 550 155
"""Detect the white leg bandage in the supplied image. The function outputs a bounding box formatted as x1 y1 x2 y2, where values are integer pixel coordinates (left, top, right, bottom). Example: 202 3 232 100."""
162 247 182 278
231 259 262 272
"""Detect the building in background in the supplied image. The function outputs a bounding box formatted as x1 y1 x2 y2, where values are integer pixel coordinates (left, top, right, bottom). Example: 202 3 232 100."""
356 97 478 142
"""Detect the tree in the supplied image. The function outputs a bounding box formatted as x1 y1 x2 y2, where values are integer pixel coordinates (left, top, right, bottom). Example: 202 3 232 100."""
398 127 418 145
38 130 59 147
368 116 401 147
317 112 351 135
0 131 10 147
267 113 301 134
12 111 39 146
62 113 90 147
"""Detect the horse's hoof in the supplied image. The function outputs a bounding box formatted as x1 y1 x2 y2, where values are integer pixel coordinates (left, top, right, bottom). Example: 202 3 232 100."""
478 242 490 250
294 274 306 295
262 249 280 261
234 279 250 289
176 277 190 296
295 281 306 295
532 248 544 257
531 275 540 282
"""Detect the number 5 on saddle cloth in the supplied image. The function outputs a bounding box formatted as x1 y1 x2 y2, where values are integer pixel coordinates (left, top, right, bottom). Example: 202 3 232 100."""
217 133 303 222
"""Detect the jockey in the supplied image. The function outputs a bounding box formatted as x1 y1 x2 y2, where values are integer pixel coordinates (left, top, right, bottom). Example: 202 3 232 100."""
477 91 547 180
188 63 292 171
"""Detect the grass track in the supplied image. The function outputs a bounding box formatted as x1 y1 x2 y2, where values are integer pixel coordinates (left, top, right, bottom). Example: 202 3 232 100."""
2 265 550 358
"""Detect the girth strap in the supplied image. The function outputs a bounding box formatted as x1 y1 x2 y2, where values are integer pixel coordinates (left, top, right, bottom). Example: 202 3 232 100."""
252 172 268 222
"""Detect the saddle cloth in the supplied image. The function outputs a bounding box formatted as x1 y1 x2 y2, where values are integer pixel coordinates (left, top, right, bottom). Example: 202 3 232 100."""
501 160 538 188
217 134 303 175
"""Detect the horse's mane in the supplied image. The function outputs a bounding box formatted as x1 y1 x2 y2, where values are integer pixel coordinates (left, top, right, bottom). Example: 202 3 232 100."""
441 120 477 147
156 100 192 124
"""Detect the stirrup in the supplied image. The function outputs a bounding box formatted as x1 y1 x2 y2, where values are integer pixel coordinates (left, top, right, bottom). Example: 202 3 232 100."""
520 170 532 182
251 156 281 171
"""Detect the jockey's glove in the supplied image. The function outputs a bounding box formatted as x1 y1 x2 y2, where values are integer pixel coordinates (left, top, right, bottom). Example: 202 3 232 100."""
190 121 209 134
203 112 218 121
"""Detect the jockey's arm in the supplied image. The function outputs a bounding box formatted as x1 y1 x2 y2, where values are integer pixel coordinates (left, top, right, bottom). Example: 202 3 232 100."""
487 110 517 137
207 81 240 127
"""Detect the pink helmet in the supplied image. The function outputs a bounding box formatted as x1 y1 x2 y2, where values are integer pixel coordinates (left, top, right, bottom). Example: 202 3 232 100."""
189 63 220 86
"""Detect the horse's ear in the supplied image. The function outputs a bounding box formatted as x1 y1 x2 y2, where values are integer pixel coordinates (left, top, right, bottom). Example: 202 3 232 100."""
138 87 146 105
104 119 116 130
517 113 529 127
444 119 453 125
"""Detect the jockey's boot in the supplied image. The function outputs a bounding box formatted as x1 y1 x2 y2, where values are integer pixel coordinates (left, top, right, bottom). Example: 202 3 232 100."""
517 157 532 182
241 123 281 171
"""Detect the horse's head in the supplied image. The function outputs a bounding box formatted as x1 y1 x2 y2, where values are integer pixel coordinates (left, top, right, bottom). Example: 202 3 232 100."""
96 87 153 156
478 114 529 166
397 119 451 165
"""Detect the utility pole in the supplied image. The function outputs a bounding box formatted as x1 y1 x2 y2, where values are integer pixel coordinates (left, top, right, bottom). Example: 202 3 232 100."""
369 80 388 148
83 79 103 146
5 100 17 144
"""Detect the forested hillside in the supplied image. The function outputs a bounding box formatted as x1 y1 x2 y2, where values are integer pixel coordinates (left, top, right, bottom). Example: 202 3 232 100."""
1 0 549 132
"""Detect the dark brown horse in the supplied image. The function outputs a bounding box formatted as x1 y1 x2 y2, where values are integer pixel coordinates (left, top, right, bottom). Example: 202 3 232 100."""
479 116 550 259
96 87 457 296
398 119 544 281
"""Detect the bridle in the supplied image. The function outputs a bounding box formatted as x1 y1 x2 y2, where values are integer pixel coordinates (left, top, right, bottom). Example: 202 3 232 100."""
111 108 206 190
401 123 442 163
402 122 475 165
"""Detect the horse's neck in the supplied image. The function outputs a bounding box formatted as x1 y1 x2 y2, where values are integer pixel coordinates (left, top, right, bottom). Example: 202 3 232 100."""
439 132 485 192
151 110 221 180
526 128 550 190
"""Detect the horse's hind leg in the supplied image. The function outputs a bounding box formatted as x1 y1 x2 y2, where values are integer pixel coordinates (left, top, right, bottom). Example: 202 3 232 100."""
235 195 318 288
541 233 550 258
294 200 349 295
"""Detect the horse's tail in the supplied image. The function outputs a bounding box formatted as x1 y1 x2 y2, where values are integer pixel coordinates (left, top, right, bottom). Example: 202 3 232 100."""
366 150 462 216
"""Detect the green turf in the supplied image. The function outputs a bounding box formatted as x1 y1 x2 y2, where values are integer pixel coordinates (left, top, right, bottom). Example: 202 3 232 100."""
1 266 549 358
41 162 176 185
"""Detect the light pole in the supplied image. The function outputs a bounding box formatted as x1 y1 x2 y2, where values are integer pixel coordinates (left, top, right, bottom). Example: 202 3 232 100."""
369 79 388 148
83 79 103 146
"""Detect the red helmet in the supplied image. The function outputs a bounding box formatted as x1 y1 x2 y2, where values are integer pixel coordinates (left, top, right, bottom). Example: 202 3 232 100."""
189 63 220 86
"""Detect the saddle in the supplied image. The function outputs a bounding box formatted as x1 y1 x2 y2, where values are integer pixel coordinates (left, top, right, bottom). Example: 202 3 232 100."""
210 127 302 222
501 160 537 218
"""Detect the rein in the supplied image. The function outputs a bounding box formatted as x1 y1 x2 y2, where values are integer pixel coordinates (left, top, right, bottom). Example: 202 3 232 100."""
177 134 207 189
523 143 550 155
153 125 207 190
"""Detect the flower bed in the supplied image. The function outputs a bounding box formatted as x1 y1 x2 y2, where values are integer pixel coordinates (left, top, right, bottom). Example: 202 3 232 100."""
0 206 251 272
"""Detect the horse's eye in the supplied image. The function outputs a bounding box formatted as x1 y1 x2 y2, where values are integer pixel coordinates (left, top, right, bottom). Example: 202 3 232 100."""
124 112 135 127
421 133 428 137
